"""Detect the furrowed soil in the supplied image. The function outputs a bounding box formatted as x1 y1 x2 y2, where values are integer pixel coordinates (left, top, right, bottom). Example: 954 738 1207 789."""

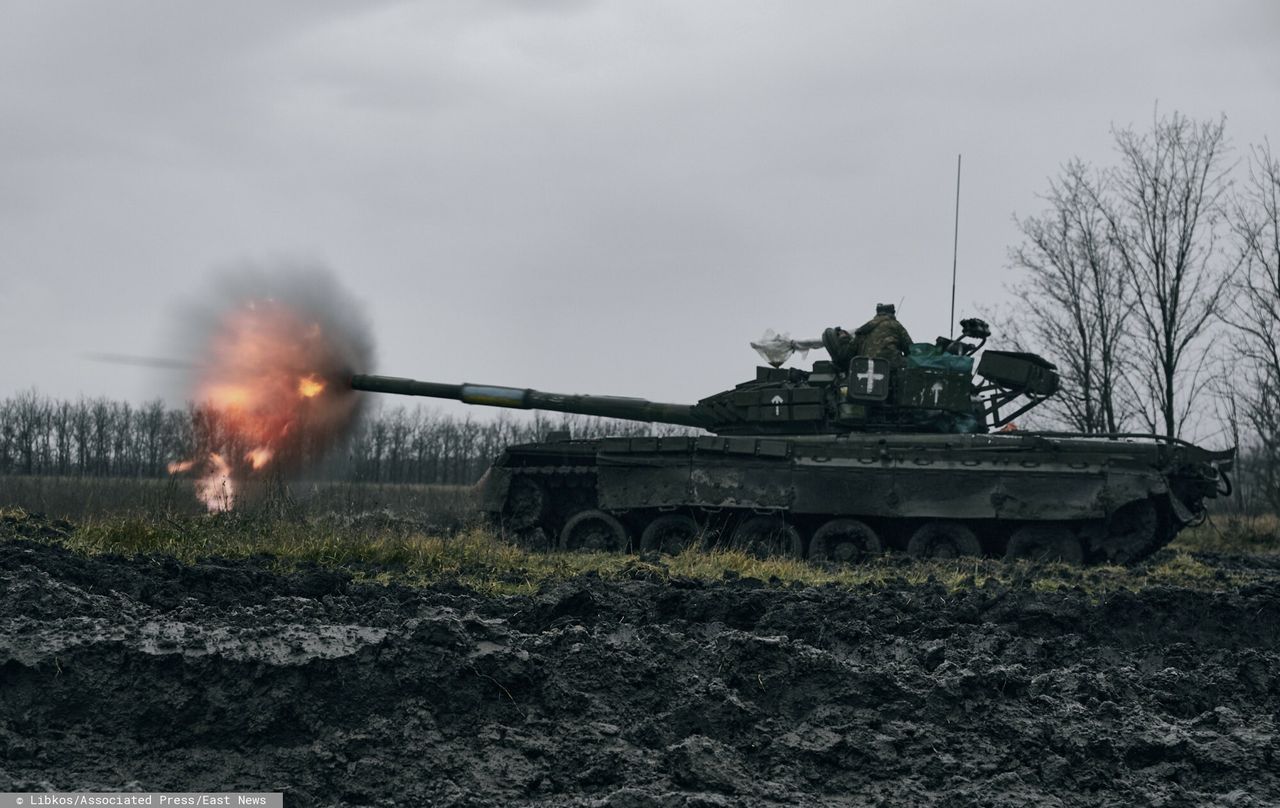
2 533 1279 805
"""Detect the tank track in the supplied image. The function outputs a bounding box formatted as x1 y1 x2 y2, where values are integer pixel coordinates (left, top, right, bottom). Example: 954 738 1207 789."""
488 459 1182 566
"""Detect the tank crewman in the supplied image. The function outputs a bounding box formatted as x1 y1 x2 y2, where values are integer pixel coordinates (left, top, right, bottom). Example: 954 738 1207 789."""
851 303 913 358
823 303 913 366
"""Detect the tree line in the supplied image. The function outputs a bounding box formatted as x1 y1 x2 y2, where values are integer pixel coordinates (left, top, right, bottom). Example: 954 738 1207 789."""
0 391 684 486
1005 109 1279 511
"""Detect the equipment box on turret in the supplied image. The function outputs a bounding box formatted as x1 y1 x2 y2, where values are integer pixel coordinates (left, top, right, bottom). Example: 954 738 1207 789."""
976 351 1059 397
894 368 972 411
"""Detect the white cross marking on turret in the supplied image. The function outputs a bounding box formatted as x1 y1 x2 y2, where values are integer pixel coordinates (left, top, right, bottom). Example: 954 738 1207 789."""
857 362 885 394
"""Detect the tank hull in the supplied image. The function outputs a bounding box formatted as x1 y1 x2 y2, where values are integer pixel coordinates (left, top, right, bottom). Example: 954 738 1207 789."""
480 432 1231 564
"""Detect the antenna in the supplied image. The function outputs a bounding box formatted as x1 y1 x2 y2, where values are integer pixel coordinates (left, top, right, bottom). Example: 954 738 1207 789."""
949 154 962 335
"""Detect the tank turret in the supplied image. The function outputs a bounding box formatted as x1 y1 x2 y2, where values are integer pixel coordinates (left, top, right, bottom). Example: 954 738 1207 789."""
350 318 1059 436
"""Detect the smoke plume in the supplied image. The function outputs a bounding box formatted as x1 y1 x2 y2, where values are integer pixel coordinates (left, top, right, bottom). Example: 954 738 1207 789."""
170 264 374 510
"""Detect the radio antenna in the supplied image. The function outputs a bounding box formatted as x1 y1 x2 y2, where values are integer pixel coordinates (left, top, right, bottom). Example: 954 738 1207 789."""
949 153 962 335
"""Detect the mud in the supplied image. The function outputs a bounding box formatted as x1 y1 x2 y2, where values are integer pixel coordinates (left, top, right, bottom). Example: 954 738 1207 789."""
1 538 1278 806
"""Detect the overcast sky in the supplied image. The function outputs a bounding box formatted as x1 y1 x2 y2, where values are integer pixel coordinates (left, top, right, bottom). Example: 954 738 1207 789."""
3 1 1279 417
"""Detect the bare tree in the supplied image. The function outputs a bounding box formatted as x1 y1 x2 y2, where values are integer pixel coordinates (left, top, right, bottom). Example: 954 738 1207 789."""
89 398 115 475
10 390 49 475
1222 141 1280 509
51 400 74 475
1098 111 1236 437
137 399 167 477
1009 159 1135 432
111 401 133 476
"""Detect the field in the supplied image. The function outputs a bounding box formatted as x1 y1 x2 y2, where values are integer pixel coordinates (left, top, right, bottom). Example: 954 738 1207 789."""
1 480 1279 806
0 474 478 526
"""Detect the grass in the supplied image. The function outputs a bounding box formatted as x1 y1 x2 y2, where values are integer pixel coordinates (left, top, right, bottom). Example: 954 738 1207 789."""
0 474 476 526
4 505 1276 597
1171 512 1280 555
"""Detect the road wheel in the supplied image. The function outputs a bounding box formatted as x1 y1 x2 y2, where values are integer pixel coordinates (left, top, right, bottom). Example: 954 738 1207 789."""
559 510 629 553
809 518 881 563
1006 524 1083 564
908 521 981 559
503 476 546 530
640 514 701 555
1103 500 1159 564
730 516 803 559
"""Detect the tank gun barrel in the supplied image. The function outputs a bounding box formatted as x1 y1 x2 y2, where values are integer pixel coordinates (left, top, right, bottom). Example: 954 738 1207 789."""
350 373 711 429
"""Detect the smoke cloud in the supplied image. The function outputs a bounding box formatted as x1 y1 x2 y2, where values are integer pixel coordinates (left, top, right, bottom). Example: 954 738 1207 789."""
170 263 375 509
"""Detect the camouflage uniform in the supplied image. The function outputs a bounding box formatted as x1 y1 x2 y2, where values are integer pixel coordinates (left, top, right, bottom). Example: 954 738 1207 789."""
850 309 912 359
826 303 913 366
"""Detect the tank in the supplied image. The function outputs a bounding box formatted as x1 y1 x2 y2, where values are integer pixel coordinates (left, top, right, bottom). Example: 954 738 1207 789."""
349 318 1234 564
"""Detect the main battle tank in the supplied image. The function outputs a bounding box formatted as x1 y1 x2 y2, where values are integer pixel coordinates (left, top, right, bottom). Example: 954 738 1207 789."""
350 318 1234 564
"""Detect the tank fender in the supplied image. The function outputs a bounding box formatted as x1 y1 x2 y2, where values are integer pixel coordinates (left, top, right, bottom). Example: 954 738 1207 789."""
1099 470 1165 517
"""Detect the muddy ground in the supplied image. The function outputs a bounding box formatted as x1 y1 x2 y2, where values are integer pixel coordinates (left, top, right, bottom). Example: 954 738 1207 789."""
1 537 1278 806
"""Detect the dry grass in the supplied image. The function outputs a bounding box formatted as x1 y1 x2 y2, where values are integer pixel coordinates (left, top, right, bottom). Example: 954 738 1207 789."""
5 473 1278 596
1172 513 1280 555
0 474 475 527
4 505 1274 597
0 475 194 518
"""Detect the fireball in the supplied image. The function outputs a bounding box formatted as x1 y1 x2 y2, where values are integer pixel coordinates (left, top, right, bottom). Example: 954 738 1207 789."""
195 453 234 512
168 284 367 511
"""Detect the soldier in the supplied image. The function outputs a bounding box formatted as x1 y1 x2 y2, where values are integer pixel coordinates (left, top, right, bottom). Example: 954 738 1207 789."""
824 303 913 366
852 303 913 358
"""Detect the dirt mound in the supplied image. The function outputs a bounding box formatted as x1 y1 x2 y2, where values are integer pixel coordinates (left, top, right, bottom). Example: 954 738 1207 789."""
1 539 1278 806
0 510 74 541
